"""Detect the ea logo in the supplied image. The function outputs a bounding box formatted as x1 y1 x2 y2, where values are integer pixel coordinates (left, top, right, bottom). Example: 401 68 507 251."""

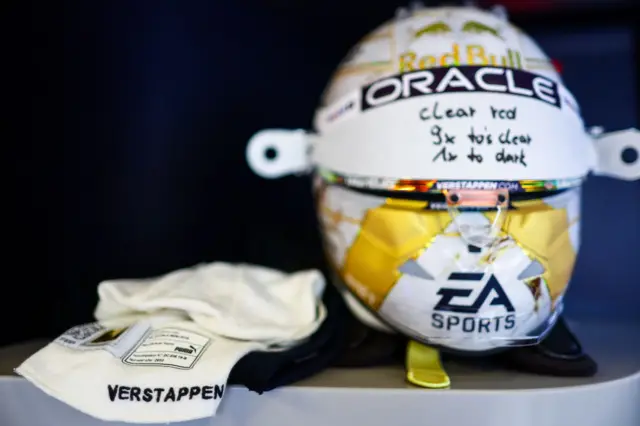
431 273 516 334
434 273 515 314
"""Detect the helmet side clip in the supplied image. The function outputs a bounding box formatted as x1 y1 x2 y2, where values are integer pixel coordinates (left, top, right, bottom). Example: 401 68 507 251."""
246 129 314 179
589 128 640 181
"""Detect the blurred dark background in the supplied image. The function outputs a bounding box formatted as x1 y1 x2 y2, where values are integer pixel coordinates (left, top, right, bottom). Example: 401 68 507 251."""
8 0 639 346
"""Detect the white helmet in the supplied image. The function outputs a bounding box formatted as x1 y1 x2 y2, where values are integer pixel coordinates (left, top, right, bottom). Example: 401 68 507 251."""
246 5 640 354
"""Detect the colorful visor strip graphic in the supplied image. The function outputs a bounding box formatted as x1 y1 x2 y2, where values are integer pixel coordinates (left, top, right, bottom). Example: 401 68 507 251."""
318 169 584 194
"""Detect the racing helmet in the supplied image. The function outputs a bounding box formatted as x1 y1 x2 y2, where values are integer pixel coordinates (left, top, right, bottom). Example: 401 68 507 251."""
246 5 640 354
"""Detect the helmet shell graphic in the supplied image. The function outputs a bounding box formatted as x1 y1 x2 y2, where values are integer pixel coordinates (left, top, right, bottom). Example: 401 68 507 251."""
311 6 583 353
320 6 561 108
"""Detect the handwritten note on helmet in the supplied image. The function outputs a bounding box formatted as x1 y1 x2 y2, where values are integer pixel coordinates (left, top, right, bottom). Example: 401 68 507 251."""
360 66 562 169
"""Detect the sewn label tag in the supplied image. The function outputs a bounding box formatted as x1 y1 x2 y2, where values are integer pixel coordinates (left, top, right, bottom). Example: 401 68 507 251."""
122 327 211 370
55 321 151 358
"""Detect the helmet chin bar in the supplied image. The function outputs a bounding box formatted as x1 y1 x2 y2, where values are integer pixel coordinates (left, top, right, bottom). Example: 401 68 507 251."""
246 127 640 182
445 189 509 249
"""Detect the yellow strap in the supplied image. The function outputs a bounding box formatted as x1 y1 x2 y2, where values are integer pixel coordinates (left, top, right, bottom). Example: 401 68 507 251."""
405 340 451 389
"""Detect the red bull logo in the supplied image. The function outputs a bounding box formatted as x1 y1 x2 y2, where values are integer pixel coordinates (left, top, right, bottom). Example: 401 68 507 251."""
399 43 523 72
